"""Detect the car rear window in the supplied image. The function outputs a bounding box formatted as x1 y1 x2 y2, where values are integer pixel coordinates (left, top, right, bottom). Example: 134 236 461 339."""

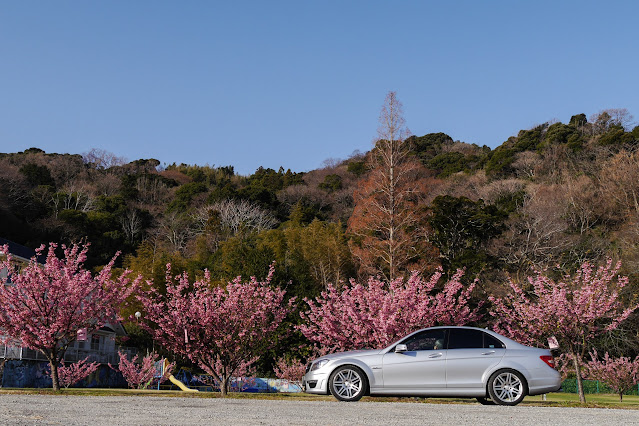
447 328 484 349
484 333 505 349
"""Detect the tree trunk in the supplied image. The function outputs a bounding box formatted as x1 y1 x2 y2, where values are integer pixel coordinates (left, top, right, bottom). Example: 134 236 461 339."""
0 358 6 388
49 359 60 391
220 375 229 397
619 392 623 402
46 347 62 391
572 354 586 403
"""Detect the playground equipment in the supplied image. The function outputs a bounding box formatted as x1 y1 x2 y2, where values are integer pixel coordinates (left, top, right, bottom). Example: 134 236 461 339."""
157 359 198 392
168 374 198 392
155 363 302 393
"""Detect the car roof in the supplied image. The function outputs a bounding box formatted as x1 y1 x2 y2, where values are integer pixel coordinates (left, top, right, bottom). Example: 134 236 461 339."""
382 325 528 351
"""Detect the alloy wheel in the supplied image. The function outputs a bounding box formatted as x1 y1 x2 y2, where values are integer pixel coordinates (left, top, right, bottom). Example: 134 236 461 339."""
491 371 524 404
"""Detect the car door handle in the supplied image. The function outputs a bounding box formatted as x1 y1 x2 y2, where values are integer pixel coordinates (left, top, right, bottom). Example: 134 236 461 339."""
428 353 443 358
481 351 495 355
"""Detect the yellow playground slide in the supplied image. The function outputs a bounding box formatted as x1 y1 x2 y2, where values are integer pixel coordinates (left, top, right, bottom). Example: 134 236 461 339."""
164 359 198 392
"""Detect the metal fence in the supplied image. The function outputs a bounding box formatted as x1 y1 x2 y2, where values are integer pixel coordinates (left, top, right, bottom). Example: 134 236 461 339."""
561 379 639 395
0 344 137 365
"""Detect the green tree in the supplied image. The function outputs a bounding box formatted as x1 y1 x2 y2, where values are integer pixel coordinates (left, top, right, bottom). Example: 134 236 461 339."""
429 195 505 275
168 181 207 211
318 174 343 192
408 132 454 164
427 152 468 177
19 163 55 188
569 113 587 127
347 161 366 176
285 219 354 291
485 146 517 176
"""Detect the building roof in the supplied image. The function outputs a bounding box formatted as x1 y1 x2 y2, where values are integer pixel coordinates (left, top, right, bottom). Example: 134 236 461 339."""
0 237 43 263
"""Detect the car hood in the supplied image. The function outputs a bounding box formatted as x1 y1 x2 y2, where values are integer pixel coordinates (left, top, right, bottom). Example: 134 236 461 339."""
319 349 384 361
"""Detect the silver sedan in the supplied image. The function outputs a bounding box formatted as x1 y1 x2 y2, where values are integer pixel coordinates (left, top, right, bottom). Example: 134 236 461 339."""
302 326 561 406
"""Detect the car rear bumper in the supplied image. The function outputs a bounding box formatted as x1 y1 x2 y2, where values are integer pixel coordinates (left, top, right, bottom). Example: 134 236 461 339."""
527 369 562 395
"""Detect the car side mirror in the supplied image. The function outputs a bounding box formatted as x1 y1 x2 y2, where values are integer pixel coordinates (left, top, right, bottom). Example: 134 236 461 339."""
395 344 408 353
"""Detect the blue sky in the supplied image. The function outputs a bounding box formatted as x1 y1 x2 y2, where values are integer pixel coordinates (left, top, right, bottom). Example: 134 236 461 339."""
1 1 638 175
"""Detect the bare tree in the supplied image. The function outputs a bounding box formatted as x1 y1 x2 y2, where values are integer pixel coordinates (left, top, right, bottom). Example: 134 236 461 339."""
156 212 195 253
512 151 542 180
562 175 603 235
597 149 639 272
60 185 96 212
193 199 277 238
135 174 171 205
0 160 30 206
43 185 96 218
477 178 526 205
347 92 437 281
495 184 573 273
120 209 144 243
599 149 639 219
590 108 635 133
92 173 121 197
82 148 127 170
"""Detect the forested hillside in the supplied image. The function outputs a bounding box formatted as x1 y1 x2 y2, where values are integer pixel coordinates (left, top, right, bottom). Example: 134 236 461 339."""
1 107 639 299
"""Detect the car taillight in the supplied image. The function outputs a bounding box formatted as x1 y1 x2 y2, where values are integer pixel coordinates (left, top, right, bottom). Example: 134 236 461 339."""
540 355 555 368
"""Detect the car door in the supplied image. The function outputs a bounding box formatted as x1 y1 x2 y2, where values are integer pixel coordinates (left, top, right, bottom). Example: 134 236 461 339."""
445 328 506 389
381 329 447 390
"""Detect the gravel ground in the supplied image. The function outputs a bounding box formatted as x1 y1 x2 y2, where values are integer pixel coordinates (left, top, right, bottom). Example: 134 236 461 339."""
1 395 639 425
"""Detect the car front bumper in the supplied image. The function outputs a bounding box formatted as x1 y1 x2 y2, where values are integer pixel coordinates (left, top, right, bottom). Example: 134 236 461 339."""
302 370 330 395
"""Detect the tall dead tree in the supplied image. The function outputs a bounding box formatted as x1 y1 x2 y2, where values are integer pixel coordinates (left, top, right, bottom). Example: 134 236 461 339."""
348 92 437 281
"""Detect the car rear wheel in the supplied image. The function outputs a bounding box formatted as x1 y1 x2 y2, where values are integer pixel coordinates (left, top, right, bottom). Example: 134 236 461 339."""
329 365 368 402
488 369 527 406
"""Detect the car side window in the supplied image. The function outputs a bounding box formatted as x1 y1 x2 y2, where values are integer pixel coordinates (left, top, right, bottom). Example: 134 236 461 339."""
484 333 505 349
447 329 484 349
400 329 446 351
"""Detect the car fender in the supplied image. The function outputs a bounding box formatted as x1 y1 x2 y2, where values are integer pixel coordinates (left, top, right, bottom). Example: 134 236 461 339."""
328 358 377 388
481 358 532 388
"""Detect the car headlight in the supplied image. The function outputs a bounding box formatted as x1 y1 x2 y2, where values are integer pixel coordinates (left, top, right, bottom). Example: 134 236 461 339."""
310 359 329 371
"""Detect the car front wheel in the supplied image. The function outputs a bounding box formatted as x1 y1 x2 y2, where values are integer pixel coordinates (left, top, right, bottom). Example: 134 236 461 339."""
329 365 368 402
487 369 527 406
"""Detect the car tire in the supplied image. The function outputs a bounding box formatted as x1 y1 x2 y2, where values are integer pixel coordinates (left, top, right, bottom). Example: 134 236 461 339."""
328 365 368 402
476 397 495 405
487 369 527 406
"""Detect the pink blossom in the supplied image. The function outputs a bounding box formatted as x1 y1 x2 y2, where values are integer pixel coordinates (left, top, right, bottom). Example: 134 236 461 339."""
299 269 481 352
273 356 307 389
195 359 257 392
489 259 638 403
0 243 140 390
584 350 639 402
109 350 173 389
136 263 294 396
47 357 99 388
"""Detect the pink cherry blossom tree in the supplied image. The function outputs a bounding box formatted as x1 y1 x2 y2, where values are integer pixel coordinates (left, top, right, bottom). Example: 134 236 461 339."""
489 260 637 403
109 350 174 389
195 359 257 392
298 268 481 352
0 243 139 390
273 356 307 390
48 357 100 388
584 350 639 402
136 264 294 396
